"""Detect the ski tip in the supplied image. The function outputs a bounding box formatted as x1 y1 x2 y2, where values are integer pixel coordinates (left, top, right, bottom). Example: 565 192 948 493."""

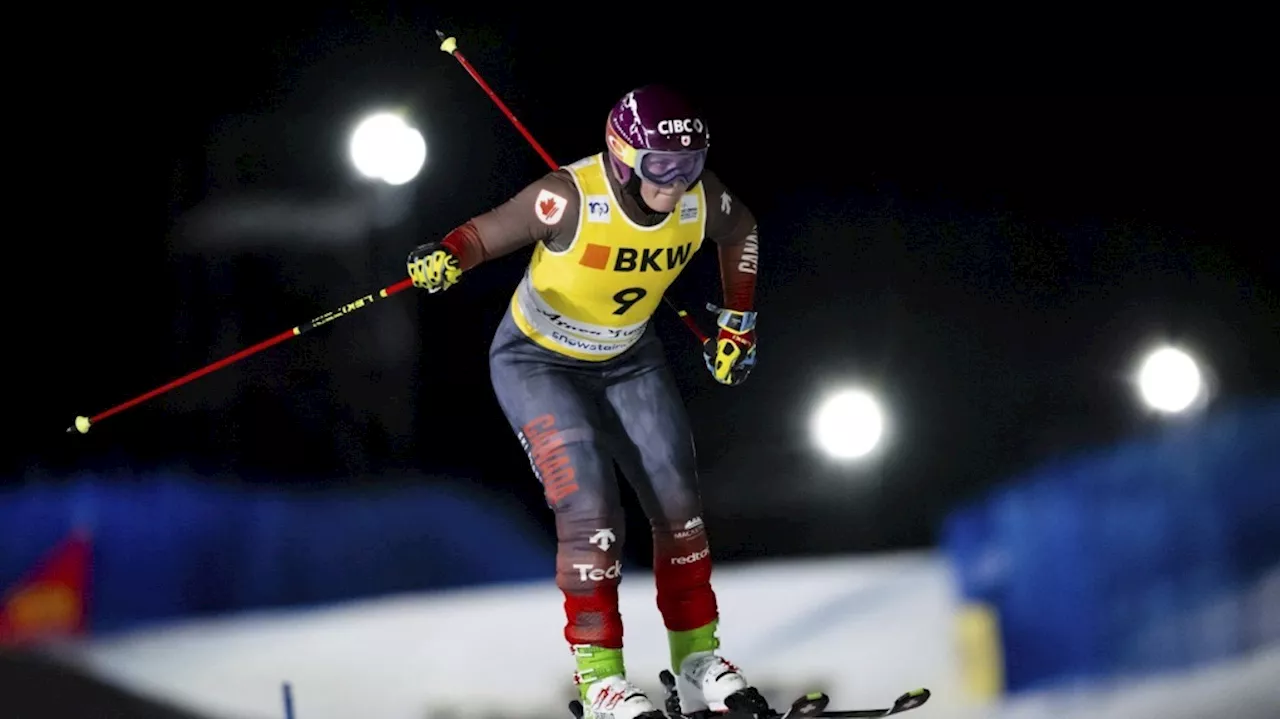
893 688 930 711
789 690 830 716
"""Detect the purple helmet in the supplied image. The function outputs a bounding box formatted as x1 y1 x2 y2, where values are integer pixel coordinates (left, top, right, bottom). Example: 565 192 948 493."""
605 85 708 187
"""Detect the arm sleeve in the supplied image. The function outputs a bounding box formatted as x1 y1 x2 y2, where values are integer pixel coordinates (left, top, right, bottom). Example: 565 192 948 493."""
700 170 759 311
440 170 581 271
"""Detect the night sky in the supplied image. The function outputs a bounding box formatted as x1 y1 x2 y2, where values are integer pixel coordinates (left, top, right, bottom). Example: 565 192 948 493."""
14 7 1278 563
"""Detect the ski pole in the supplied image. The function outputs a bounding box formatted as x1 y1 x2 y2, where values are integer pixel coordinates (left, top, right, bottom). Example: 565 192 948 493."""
435 30 710 346
665 297 711 345
66 278 414 435
69 36 714 437
435 32 558 172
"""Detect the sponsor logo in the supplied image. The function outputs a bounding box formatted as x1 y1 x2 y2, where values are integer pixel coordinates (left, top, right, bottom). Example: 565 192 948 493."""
535 306 609 338
679 194 699 224
589 529 616 551
550 332 632 354
671 548 710 566
579 243 695 272
586 195 611 223
616 244 694 272
674 516 704 540
578 243 612 269
657 118 704 135
574 561 623 582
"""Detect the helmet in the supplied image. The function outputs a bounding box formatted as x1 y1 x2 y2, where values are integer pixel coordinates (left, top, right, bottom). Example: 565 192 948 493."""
605 85 708 188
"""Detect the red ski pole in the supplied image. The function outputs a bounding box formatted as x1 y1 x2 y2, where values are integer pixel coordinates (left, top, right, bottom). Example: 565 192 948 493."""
436 30 710 346
663 297 711 346
66 278 415 435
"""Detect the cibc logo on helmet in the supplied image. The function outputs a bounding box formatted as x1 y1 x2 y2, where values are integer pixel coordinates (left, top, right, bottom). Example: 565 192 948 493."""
656 118 704 147
657 118 703 136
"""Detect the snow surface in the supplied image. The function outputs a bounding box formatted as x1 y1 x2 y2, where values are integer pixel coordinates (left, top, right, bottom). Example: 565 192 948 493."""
47 551 1280 719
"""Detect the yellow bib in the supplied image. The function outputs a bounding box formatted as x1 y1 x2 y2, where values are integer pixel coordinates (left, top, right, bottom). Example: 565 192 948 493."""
510 153 707 361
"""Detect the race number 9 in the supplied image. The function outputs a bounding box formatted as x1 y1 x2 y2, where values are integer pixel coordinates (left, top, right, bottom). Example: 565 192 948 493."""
612 287 647 315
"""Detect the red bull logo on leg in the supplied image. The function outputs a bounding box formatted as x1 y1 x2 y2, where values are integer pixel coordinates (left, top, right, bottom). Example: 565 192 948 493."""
521 414 578 503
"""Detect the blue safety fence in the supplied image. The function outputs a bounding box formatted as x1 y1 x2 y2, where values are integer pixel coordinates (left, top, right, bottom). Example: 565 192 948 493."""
0 474 555 634
942 398 1280 693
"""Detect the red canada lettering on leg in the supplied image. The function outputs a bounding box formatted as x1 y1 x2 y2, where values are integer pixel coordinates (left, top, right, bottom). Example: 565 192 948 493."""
522 414 579 503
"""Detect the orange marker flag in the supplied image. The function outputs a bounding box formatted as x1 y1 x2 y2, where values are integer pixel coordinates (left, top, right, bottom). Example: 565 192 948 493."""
0 530 91 646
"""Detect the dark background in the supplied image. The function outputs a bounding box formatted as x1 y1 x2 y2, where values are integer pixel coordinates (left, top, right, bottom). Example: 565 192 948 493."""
13 6 1278 566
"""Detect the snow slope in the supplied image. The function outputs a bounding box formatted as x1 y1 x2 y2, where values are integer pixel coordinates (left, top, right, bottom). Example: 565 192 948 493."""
47 551 1280 719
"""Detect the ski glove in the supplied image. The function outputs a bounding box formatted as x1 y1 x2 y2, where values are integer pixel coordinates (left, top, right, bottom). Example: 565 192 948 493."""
703 307 757 386
407 241 462 293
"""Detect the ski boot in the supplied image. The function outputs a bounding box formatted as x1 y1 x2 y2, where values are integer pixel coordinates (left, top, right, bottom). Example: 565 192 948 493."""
569 675 667 719
660 652 772 718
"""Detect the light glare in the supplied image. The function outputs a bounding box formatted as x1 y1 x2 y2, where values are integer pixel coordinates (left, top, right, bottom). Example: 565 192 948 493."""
813 388 885 460
1136 345 1202 414
349 112 426 185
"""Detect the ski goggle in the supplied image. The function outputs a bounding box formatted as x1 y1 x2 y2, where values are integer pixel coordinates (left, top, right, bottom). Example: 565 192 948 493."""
635 148 707 187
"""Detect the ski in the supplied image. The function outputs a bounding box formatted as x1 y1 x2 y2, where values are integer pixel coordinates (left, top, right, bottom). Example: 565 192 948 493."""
653 670 930 719
568 671 930 719
768 689 829 719
808 687 930 717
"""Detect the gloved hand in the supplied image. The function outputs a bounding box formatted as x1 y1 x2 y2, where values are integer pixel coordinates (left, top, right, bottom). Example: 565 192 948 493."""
407 241 462 293
703 307 757 386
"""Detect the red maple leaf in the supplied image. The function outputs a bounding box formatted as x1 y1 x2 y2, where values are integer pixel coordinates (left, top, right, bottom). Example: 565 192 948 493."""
539 197 558 219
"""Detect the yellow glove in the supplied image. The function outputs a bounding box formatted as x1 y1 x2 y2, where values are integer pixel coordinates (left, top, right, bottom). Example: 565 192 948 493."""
407 242 462 293
703 307 757 386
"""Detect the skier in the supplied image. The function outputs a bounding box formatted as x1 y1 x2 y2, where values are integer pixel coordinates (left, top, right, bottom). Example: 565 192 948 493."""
407 85 761 719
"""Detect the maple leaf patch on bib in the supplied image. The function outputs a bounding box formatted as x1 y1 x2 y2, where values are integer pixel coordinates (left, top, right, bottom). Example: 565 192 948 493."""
535 189 567 225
